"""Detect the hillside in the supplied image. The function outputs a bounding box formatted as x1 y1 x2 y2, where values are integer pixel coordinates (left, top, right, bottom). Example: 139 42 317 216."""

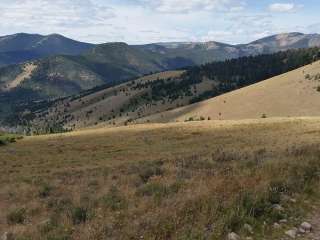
0 33 94 67
1 34 320 130
24 47 320 133
0 43 191 126
0 42 193 101
29 71 186 132
1 118 320 239
1 32 320 99
142 60 320 123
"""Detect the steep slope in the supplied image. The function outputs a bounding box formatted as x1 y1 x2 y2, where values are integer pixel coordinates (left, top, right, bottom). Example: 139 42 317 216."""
1 63 37 91
0 33 94 66
0 42 191 103
30 71 185 132
142 61 320 123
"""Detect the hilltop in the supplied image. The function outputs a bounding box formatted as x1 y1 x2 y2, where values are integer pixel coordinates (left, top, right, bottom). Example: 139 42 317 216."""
142 60 320 123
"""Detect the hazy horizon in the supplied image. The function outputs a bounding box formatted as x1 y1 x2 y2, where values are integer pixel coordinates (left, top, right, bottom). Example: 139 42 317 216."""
2 31 319 46
0 0 319 45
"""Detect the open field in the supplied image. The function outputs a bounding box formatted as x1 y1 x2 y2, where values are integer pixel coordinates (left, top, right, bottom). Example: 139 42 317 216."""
1 118 320 239
141 61 320 123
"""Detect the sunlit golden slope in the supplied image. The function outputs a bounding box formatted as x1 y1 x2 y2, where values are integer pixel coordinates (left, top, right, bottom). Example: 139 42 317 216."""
141 61 320 123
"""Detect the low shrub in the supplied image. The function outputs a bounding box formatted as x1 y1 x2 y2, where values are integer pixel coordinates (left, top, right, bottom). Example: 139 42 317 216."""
7 208 27 225
71 207 88 225
136 182 182 199
129 161 164 183
39 184 52 198
101 186 127 211
0 139 6 146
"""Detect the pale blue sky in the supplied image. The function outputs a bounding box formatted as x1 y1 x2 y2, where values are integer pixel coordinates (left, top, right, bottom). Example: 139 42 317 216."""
0 0 319 44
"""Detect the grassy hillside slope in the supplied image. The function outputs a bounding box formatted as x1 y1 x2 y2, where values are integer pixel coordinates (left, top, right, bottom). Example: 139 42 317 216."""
0 42 193 105
1 118 320 239
30 71 186 132
26 48 320 132
142 61 320 123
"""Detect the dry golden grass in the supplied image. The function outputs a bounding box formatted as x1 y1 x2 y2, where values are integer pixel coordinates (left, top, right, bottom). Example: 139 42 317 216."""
141 61 320 123
1 118 320 239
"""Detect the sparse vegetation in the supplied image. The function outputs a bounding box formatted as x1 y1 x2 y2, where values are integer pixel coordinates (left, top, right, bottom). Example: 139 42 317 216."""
7 47 320 131
7 208 27 225
71 207 88 225
1 119 320 239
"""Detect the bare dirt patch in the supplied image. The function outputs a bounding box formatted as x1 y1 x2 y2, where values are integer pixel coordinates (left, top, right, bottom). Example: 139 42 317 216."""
1 63 37 91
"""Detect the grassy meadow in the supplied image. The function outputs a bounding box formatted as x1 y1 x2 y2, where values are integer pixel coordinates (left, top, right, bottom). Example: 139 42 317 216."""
0 118 320 239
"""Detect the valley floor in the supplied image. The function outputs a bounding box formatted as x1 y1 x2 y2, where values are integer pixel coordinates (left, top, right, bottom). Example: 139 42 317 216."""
1 117 320 239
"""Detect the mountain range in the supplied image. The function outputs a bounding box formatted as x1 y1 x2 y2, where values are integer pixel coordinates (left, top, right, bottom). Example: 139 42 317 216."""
1 32 320 129
28 47 320 132
0 33 93 67
1 32 320 99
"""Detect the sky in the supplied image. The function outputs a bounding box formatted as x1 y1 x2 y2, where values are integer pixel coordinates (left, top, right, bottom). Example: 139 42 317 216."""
0 0 319 44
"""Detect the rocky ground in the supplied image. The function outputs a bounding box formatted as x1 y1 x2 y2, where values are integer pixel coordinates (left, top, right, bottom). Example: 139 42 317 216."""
226 202 320 240
302 211 320 240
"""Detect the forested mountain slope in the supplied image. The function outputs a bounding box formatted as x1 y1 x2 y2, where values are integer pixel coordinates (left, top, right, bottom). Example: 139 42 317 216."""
25 47 320 133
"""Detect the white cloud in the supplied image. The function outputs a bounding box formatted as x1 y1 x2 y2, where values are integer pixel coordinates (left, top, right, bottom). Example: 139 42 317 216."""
0 0 115 30
268 3 302 13
139 0 242 13
0 0 317 45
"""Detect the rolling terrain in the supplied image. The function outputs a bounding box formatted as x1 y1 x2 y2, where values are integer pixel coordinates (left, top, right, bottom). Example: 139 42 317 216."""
1 118 320 239
26 47 320 133
29 70 202 131
1 32 320 101
2 31 320 240
142 60 320 123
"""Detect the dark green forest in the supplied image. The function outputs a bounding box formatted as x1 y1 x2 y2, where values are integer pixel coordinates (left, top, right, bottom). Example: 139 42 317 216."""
150 47 320 103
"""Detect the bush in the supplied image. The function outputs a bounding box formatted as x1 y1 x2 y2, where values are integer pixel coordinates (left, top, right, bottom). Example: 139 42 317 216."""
136 182 182 199
39 184 52 198
134 161 164 183
305 74 311 80
0 139 6 146
8 137 16 143
102 186 127 211
71 207 88 224
7 208 26 224
268 181 288 204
